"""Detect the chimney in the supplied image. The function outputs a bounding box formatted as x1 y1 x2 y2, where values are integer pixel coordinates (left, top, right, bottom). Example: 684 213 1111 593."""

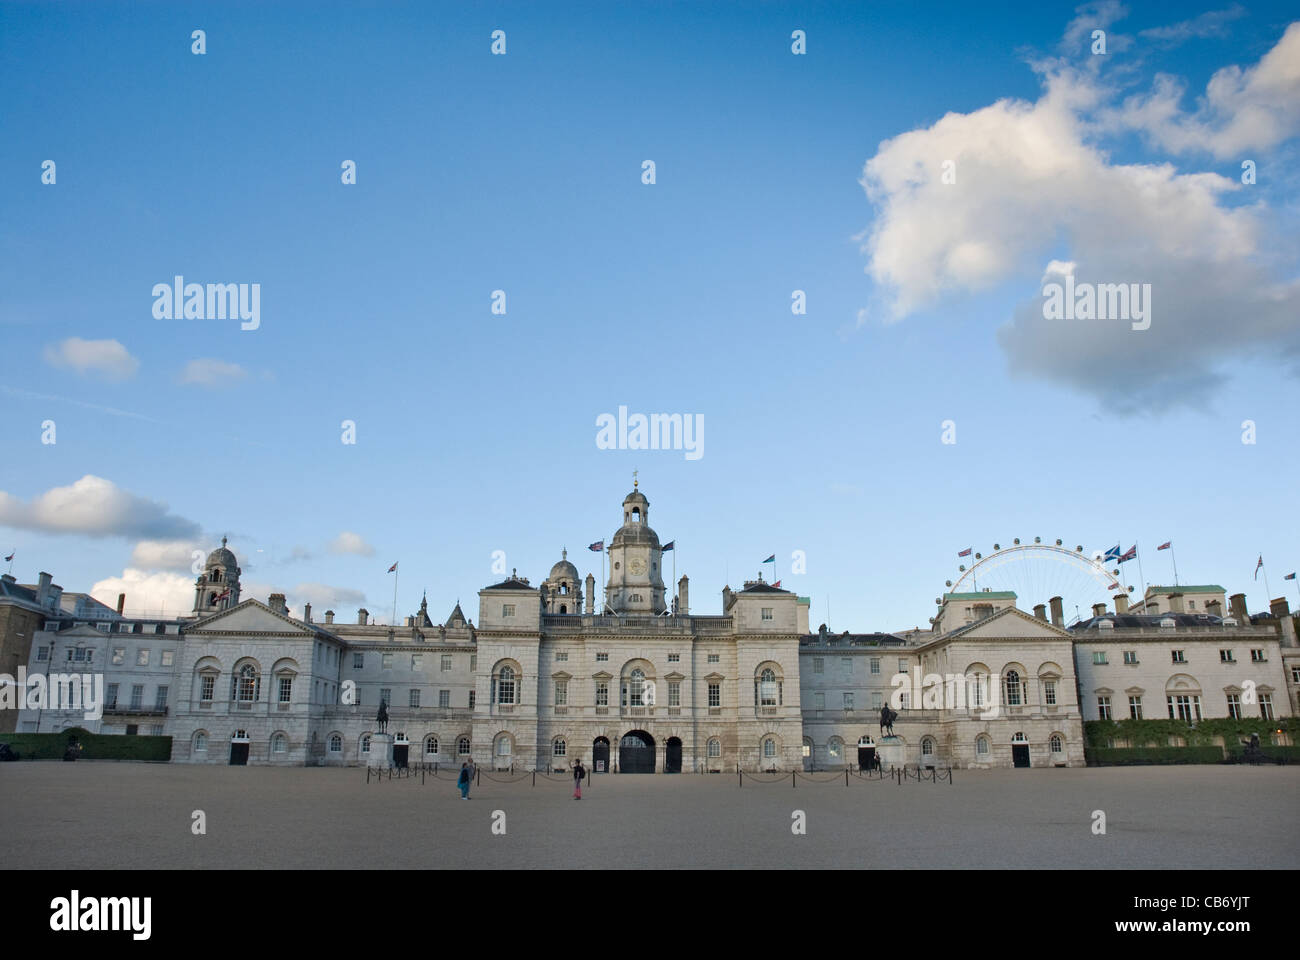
358 607 369 625
1049 595 1064 627
1229 593 1248 623
1092 602 1107 619
406 615 415 627
1167 593 1185 614
1114 593 1129 614
0 574 15 584
37 571 52 605
1205 599 1221 618
116 593 126 615
722 586 733 610
268 593 287 615
1033 603 1047 621
678 574 690 616
303 602 312 623
1269 597 1290 620
325 609 335 625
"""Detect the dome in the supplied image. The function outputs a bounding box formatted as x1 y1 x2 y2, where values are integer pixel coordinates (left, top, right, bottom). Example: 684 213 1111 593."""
206 537 238 569
549 550 579 584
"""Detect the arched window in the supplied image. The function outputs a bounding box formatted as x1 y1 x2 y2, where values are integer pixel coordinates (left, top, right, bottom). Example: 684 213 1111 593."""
553 738 567 757
361 735 371 754
457 736 471 756
1050 734 1063 754
758 668 777 707
497 666 516 705
968 673 986 707
495 734 512 757
232 663 259 703
272 733 287 754
802 737 812 758
629 668 645 706
975 736 990 757
707 738 721 758
212 569 221 583
329 734 342 753
193 731 208 753
559 605 567 614
857 735 874 747
763 737 777 758
425 736 439 756
1004 670 1022 706
1012 731 1027 742
921 737 934 756
559 583 568 595
828 737 843 760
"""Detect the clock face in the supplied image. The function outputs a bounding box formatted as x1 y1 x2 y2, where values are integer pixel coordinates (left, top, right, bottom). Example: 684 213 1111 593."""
628 557 646 577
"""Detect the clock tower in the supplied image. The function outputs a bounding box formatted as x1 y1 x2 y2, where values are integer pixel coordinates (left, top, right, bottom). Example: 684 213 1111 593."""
605 479 666 615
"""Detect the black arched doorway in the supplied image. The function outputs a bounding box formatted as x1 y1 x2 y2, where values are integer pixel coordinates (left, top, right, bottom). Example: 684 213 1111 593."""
665 737 682 773
619 730 655 773
592 737 610 773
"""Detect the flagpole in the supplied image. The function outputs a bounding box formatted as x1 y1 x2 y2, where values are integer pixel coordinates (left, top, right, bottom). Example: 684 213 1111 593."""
1171 545 1179 587
1135 544 1147 604
1261 561 1272 606
392 566 399 626
672 542 677 613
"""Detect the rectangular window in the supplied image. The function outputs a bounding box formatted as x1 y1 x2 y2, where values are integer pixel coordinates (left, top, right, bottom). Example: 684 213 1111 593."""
1219 649 1235 663
106 683 118 708
137 649 150 666
353 653 364 669
554 680 568 706
130 684 144 709
1097 696 1112 720
898 659 908 674
278 676 292 703
1250 649 1266 663
1044 680 1057 706
1167 695 1197 721
1128 696 1143 719
871 692 883 710
596 652 609 662
36 646 50 662
150 724 164 736
761 607 773 621
1122 651 1138 665
160 650 173 667
125 724 138 736
668 681 680 707
1260 694 1274 720
843 692 854 711
200 675 215 702
441 654 452 671
155 686 168 710
408 689 420 708
411 654 423 671
595 681 608 706
468 691 475 709
899 692 909 709
708 683 720 707
112 647 125 665
502 604 515 617
470 655 477 671
1227 694 1241 719
1171 650 1186 663
870 658 880 675
813 658 824 674
814 692 825 710
556 651 569 662
382 653 393 670
1291 666 1300 684
435 689 447 708
380 687 392 706
1091 651 1107 665
707 653 719 664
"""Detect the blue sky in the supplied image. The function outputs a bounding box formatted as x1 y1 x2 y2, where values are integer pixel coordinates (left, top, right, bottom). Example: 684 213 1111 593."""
2 0 1297 629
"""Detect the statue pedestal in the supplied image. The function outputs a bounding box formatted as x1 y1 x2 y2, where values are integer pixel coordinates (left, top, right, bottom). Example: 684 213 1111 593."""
368 733 394 768
877 736 905 769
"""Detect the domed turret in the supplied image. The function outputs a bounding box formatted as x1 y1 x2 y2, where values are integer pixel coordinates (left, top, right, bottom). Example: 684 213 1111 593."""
192 536 241 615
543 549 583 615
605 479 666 615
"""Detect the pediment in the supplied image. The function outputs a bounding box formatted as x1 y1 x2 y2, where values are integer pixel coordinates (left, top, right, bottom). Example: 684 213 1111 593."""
185 599 316 636
663 671 686 682
945 606 1073 641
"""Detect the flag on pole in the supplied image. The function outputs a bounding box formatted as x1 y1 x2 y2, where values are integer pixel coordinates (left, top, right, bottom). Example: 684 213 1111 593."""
957 547 972 558
216 588 230 601
588 541 604 552
2 551 12 562
1103 544 1122 563
1118 545 1137 563
388 562 398 573
1255 555 1263 580
1284 572 1296 581
772 580 782 589
662 541 675 551
762 554 775 563
1157 541 1171 551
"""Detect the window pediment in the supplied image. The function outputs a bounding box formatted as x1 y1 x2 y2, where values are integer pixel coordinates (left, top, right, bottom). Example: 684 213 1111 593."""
551 670 572 681
591 670 613 681
1093 687 1114 696
704 672 725 682
663 671 685 682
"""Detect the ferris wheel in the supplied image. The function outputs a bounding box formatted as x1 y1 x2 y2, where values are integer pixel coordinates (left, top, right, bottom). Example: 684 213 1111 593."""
943 538 1133 626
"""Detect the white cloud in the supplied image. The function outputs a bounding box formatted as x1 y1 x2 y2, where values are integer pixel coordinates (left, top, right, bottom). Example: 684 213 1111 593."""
1139 5 1246 45
178 358 249 387
0 476 201 540
43 337 139 381
242 580 368 621
328 531 376 557
130 539 206 573
92 569 195 617
1106 22 1300 158
857 23 1300 411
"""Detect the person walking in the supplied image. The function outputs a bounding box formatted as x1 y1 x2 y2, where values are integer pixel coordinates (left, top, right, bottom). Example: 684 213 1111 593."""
457 761 471 799
572 758 585 799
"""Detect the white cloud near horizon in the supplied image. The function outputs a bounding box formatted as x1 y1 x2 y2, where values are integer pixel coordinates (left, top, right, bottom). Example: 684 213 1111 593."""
92 569 194 617
328 531 376 557
0 476 202 540
178 358 249 387
43 337 139 381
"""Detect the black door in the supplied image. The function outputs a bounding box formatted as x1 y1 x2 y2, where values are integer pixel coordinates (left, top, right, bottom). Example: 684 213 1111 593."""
592 737 609 773
1012 744 1030 768
393 744 409 768
229 742 249 765
665 737 682 773
858 746 875 771
619 730 655 773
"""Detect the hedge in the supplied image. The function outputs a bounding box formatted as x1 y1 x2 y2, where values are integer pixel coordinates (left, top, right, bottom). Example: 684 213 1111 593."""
0 727 172 762
1223 745 1300 762
1085 746 1225 765
1084 716 1299 749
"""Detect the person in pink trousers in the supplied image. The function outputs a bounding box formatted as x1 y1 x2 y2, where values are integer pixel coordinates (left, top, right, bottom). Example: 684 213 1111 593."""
572 759 585 799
